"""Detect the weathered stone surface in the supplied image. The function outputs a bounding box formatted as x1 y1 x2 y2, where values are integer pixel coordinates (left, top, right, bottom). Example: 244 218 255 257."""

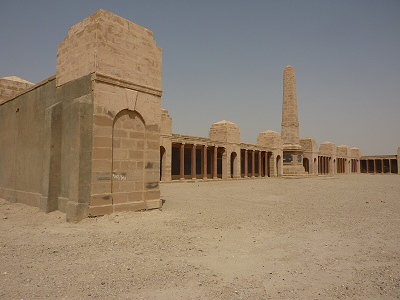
0 76 34 104
281 65 301 149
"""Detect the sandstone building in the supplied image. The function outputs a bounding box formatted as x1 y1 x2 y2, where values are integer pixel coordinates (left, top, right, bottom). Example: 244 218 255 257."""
0 10 398 221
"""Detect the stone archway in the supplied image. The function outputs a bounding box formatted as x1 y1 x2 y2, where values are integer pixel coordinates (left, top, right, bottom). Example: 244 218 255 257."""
112 109 146 204
303 157 309 173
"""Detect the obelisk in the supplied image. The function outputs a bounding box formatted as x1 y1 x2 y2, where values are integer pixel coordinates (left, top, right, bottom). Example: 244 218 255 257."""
281 65 305 175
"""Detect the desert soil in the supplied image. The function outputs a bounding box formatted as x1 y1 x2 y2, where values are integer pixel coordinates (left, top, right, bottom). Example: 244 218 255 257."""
1 174 400 299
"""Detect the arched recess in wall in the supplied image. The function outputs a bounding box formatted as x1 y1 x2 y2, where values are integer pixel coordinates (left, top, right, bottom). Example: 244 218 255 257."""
160 146 166 181
230 152 237 178
112 109 146 203
303 157 309 173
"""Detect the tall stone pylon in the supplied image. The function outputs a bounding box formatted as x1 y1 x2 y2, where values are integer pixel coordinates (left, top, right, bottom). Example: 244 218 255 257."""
281 65 306 175
281 65 301 149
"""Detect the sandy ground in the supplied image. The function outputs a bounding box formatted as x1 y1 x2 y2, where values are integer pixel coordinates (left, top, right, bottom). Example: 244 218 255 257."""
1 174 400 299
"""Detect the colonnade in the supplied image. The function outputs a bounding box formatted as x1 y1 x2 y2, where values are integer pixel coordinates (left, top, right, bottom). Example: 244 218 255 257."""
360 158 398 174
169 143 224 180
316 157 360 174
240 149 272 178
318 156 331 175
162 142 274 181
336 158 346 174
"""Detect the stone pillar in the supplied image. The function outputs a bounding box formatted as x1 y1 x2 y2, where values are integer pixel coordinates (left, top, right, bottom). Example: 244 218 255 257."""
398 147 400 175
213 146 218 179
192 144 196 180
244 150 248 178
251 151 255 178
258 151 262 178
221 148 227 180
203 145 208 180
325 157 328 174
270 154 277 177
180 143 185 180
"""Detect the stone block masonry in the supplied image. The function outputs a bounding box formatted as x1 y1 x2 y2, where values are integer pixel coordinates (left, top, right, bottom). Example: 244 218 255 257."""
57 10 163 221
0 76 35 104
0 9 162 222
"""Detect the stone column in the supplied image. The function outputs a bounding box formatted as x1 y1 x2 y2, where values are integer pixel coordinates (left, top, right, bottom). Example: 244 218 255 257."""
180 143 185 180
213 146 218 179
244 150 248 178
258 151 262 178
397 147 400 175
251 151 255 178
318 156 321 174
192 144 196 180
325 157 328 174
203 145 208 180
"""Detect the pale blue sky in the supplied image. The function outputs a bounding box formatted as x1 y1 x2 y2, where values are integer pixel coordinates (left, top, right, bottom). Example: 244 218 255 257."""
1 1 399 155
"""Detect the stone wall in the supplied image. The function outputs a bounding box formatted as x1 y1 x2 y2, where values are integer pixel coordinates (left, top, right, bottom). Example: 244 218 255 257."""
56 9 163 220
0 9 163 222
57 9 161 89
0 77 34 104
0 77 58 208
160 109 172 181
300 137 319 174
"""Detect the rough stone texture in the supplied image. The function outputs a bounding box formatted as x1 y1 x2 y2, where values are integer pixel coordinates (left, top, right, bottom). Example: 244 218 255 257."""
56 9 162 90
280 66 305 176
0 9 163 222
281 65 301 149
320 142 337 156
0 77 58 209
210 120 241 144
160 109 172 181
72 10 164 218
57 75 94 221
350 147 361 158
336 145 351 174
0 76 34 104
300 137 319 175
337 145 351 158
257 130 283 149
209 121 241 178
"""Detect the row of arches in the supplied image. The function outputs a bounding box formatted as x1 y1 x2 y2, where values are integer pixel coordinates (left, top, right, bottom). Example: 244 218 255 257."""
301 156 360 175
160 143 281 181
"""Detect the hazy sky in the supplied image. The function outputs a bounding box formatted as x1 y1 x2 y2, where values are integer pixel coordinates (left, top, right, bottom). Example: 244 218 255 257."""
1 1 399 155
